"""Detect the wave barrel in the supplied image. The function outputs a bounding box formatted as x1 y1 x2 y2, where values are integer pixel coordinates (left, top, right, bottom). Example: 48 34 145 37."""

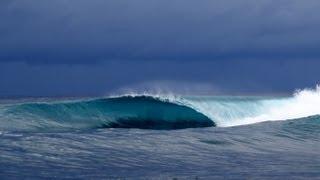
0 96 215 132
103 96 215 129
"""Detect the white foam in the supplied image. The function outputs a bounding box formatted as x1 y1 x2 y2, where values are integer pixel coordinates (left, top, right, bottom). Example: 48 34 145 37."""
184 85 320 127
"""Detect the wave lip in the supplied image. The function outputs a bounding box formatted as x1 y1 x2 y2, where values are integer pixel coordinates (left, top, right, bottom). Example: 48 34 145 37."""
0 96 215 132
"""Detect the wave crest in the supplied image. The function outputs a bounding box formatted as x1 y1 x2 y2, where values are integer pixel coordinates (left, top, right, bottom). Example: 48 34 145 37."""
0 96 214 132
1 85 320 132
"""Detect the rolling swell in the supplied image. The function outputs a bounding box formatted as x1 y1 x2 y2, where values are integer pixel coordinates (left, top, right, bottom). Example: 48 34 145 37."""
0 96 215 132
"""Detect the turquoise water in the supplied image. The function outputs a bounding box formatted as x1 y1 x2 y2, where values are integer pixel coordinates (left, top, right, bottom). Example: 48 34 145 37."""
0 90 320 179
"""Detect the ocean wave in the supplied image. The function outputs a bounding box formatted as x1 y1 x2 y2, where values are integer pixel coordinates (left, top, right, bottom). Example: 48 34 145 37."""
1 85 320 132
0 96 214 132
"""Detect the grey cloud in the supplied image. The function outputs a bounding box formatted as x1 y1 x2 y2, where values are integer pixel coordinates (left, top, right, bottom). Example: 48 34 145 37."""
1 0 320 64
0 59 319 97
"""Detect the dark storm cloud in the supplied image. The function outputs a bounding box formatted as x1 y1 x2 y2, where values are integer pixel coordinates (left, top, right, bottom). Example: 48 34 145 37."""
1 0 320 64
1 0 320 97
1 59 319 97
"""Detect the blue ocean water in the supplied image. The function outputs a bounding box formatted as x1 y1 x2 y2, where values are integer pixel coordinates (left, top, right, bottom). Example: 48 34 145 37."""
0 87 320 179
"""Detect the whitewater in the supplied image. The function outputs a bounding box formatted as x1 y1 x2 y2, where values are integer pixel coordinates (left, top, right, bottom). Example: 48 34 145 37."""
0 86 319 179
184 85 320 127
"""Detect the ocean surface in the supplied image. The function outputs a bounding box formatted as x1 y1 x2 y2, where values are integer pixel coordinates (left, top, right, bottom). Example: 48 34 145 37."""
0 87 320 179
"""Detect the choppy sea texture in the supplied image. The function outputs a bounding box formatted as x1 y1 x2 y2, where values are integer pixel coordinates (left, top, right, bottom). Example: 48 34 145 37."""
0 86 320 179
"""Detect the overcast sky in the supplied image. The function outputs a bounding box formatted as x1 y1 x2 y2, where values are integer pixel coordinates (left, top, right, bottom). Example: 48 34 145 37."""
1 0 320 97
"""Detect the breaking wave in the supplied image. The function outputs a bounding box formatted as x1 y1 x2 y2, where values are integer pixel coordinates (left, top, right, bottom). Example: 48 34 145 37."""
184 85 320 127
0 85 320 132
0 96 214 132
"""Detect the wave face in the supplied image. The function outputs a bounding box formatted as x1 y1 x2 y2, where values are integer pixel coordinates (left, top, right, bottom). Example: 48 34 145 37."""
1 85 320 132
0 96 214 132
